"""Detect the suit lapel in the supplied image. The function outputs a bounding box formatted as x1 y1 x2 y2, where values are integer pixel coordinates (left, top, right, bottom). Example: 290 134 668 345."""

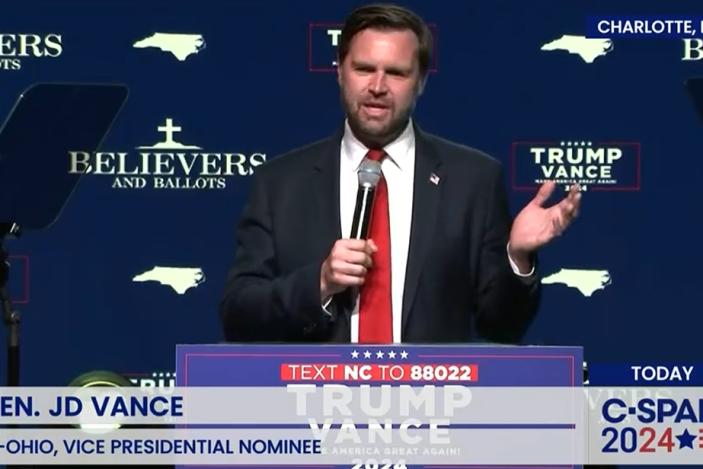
311 128 353 341
311 129 344 247
401 126 443 337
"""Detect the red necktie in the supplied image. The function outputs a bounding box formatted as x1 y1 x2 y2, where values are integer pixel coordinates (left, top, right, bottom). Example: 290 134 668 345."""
358 149 392 343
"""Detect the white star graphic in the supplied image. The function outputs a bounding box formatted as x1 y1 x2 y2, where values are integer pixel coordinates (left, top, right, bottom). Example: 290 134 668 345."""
400 350 409 359
351 350 359 359
387 351 397 359
376 351 384 359
363 350 372 359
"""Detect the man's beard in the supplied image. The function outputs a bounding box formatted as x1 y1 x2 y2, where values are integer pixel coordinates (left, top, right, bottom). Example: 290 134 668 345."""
340 90 414 147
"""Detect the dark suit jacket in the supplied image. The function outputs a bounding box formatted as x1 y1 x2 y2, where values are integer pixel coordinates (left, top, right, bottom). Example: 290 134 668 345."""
220 124 539 343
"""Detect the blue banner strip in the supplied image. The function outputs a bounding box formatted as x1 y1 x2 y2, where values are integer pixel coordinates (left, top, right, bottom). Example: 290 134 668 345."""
586 16 703 38
589 363 702 385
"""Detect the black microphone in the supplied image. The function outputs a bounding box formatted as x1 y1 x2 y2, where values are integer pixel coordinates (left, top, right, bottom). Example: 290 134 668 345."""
350 159 383 239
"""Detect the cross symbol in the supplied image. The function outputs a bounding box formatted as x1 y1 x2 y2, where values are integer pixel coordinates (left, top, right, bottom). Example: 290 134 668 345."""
157 118 182 143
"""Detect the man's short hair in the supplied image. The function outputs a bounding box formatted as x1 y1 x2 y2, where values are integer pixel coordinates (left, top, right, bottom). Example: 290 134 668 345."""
338 4 432 77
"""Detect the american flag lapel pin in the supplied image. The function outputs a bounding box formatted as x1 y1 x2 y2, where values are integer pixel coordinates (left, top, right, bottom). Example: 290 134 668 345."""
429 172 440 185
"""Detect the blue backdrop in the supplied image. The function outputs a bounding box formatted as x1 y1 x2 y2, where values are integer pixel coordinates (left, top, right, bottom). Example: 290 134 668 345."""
0 0 700 391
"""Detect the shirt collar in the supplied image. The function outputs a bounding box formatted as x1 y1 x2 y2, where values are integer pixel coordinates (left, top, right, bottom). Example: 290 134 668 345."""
342 119 415 171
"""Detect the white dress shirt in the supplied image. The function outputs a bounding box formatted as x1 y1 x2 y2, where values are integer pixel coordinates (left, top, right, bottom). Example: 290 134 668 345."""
334 120 533 343
340 120 415 343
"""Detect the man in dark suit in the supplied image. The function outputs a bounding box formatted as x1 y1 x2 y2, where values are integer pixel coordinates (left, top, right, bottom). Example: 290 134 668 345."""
220 4 581 344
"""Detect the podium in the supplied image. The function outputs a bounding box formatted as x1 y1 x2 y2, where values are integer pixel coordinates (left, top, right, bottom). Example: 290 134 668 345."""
176 344 583 468
177 343 582 387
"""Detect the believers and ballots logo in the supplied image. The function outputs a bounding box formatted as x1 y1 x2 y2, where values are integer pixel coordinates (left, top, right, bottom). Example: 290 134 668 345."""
0 33 62 71
308 23 439 72
683 39 703 60
511 140 640 191
68 117 266 190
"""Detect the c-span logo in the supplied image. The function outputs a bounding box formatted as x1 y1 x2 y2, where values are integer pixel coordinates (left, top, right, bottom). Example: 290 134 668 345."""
0 33 62 71
133 33 205 61
511 140 640 191
68 118 266 190
308 23 438 72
